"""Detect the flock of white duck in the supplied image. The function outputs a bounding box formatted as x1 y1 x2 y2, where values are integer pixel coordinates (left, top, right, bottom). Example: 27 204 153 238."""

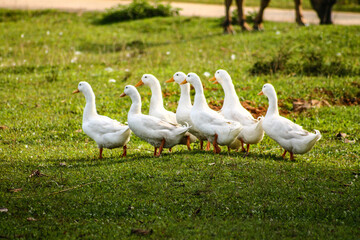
73 69 321 160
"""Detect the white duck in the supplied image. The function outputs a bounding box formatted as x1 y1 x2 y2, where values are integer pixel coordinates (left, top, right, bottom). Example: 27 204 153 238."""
135 73 196 150
165 72 208 150
120 85 191 156
135 74 177 124
209 69 264 154
181 73 242 154
258 83 321 160
73 81 131 159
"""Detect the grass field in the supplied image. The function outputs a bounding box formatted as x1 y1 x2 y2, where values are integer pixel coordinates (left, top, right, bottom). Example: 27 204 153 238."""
0 9 360 239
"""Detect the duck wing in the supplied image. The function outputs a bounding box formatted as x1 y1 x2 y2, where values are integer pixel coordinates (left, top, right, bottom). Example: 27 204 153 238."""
85 115 128 135
275 116 309 139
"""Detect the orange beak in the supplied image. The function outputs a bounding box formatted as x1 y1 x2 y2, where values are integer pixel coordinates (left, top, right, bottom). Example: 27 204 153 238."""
120 92 126 98
257 91 264 96
135 80 144 87
72 89 80 94
165 77 175 83
209 76 218 84
180 80 188 85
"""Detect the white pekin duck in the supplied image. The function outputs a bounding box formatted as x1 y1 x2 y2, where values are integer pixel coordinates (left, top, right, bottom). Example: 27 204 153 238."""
73 81 131 159
209 69 264 154
165 72 208 150
258 83 321 160
120 85 190 156
181 73 242 154
135 74 196 150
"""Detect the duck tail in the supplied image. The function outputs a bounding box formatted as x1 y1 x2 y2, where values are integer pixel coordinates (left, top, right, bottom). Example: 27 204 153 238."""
314 129 322 142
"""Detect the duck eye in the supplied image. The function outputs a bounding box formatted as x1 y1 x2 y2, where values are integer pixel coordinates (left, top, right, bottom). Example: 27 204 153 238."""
187 75 190 77
176 74 178 76
145 76 147 78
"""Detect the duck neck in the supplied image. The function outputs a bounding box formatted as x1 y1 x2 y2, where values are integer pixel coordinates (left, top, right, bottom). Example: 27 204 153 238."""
266 92 279 117
193 81 208 109
129 92 142 115
83 90 97 120
149 81 164 110
179 84 192 108
222 81 241 108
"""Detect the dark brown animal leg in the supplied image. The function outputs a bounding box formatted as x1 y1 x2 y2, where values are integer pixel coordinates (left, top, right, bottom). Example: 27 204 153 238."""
99 148 103 159
253 0 271 31
294 0 305 25
224 0 235 34
200 140 204 150
240 139 246 152
281 149 287 159
154 147 158 156
290 152 295 161
235 0 251 31
122 145 127 157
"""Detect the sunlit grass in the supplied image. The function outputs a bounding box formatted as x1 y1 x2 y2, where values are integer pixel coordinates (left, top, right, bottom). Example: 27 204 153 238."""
0 10 359 238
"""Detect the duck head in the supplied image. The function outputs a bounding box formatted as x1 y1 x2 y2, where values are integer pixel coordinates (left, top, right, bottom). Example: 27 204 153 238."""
209 69 229 85
181 72 200 85
120 85 137 98
258 83 276 97
166 72 187 85
135 74 157 87
73 81 92 94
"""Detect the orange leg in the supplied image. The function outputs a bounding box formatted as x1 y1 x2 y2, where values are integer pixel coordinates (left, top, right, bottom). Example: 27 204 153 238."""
122 145 127 157
281 149 287 159
240 139 246 152
205 141 211 151
290 152 295 161
246 144 250 153
213 134 221 154
200 140 203 150
99 148 103 159
157 139 165 157
154 147 158 156
186 135 191 151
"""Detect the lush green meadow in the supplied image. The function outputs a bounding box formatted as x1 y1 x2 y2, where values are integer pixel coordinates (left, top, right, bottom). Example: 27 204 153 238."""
0 9 360 239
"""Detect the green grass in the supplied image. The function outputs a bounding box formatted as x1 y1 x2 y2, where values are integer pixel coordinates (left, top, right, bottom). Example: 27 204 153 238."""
0 9 360 239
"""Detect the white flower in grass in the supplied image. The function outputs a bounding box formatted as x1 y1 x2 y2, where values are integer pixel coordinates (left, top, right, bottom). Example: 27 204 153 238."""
45 49 48 54
125 68 130 72
74 51 82 55
166 51 171 55
105 67 114 72
109 79 116 83
231 54 236 60
71 57 78 63
46 31 50 35
336 52 342 57
21 34 24 38
59 32 63 36
203 72 210 78
276 31 281 35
